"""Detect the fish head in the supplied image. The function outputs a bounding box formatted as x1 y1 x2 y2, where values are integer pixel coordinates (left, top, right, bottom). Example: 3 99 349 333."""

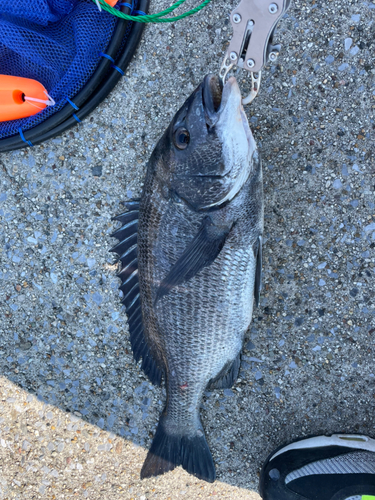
155 74 257 210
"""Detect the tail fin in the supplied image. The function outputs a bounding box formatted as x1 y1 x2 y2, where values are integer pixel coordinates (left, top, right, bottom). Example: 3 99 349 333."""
141 414 215 483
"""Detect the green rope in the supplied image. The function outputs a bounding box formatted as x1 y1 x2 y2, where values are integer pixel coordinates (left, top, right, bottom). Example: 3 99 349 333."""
93 0 213 23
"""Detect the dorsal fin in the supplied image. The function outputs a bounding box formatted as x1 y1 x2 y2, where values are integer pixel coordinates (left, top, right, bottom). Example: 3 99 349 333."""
110 202 163 386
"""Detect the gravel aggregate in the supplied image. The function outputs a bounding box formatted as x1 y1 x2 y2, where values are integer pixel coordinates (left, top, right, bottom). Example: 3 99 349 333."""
0 0 374 498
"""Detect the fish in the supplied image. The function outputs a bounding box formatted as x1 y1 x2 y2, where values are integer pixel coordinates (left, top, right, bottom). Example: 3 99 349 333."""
110 74 263 483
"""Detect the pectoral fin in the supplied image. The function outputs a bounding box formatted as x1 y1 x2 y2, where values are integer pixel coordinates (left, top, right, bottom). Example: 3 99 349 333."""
155 216 231 303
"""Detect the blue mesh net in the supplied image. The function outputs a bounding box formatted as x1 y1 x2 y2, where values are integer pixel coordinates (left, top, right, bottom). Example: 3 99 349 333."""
0 0 118 139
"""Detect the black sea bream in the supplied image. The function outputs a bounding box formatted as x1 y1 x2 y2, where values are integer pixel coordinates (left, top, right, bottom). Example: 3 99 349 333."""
110 75 263 482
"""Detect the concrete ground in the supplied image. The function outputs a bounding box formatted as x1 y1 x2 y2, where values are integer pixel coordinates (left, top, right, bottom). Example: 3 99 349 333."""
0 0 374 498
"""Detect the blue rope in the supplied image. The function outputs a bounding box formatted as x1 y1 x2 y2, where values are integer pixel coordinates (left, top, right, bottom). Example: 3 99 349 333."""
112 65 125 76
18 128 33 147
66 97 81 122
99 52 125 75
65 97 79 111
99 1 145 76
119 2 146 15
99 52 115 63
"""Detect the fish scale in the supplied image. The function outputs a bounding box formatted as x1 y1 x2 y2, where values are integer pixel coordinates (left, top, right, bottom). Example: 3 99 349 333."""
111 75 263 482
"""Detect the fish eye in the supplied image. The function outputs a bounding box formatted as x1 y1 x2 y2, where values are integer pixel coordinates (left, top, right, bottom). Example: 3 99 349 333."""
173 127 190 150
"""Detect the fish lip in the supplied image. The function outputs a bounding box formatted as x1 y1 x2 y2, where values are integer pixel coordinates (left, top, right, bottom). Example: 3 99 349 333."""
218 76 242 112
216 76 256 158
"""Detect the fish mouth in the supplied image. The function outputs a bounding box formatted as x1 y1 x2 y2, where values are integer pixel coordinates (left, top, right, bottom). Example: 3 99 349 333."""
203 74 255 157
198 75 257 209
203 74 244 122
203 74 223 118
202 75 254 147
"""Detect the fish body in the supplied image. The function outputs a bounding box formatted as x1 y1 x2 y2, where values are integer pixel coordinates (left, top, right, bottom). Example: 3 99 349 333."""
111 75 263 482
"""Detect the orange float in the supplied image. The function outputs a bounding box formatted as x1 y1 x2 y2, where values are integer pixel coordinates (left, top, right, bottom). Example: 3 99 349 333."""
96 0 118 7
95 1 124 12
0 75 54 122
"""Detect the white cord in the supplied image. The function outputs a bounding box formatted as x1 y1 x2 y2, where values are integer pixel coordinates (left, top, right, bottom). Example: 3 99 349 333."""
24 91 55 108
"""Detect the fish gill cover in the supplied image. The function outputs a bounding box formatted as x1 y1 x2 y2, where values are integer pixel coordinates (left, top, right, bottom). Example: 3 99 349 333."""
0 0 117 138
